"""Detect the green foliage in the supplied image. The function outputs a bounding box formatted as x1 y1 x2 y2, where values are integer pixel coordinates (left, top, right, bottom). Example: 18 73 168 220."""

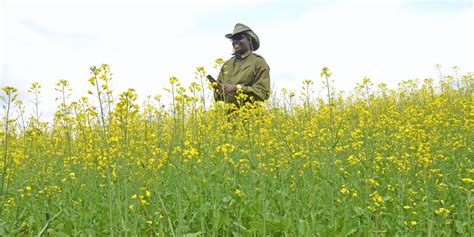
0 65 472 236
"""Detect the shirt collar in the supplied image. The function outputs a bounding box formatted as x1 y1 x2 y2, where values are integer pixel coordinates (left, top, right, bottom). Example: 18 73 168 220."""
236 50 252 59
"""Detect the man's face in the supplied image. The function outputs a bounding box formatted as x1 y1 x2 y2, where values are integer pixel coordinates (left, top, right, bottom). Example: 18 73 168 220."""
231 33 250 54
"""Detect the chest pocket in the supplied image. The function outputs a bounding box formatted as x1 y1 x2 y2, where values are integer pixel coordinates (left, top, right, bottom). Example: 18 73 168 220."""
236 64 257 85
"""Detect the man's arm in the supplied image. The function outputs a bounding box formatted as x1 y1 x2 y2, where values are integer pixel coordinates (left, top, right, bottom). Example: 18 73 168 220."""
241 59 270 101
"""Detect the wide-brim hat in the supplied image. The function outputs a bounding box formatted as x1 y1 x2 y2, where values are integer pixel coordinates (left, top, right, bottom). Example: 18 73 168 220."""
225 23 260 51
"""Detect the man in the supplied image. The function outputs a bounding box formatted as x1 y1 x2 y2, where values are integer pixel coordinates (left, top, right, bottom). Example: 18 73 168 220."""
213 23 271 106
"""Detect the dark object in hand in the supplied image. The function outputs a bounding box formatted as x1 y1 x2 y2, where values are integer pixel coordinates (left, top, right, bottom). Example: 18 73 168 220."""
206 75 217 84
207 75 222 90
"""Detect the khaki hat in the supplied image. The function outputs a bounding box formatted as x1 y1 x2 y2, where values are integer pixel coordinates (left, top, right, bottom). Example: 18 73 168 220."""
225 23 260 51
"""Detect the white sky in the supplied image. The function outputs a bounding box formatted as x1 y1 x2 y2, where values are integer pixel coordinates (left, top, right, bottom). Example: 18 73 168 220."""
0 0 473 120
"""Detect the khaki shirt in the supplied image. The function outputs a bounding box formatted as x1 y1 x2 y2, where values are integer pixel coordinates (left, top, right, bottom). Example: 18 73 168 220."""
214 51 270 104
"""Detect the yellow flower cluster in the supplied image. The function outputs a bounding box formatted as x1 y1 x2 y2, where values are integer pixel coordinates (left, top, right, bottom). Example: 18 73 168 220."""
0 65 471 235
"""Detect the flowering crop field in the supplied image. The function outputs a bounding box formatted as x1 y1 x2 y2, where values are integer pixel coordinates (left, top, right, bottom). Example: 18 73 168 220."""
0 64 473 236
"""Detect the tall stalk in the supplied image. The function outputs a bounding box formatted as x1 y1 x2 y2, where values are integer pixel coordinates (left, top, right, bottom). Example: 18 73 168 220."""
320 67 338 232
28 82 42 122
195 66 207 111
55 79 73 157
321 67 335 151
88 64 116 234
1 86 18 196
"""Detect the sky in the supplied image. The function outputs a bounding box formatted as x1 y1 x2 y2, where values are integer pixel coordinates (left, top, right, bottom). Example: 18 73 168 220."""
0 0 473 120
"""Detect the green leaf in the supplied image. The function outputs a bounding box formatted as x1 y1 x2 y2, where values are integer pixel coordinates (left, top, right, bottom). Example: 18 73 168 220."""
183 231 202 237
0 220 9 236
233 221 248 231
249 220 264 233
212 212 222 230
51 231 70 237
212 211 230 231
339 223 358 236
455 220 465 234
298 220 308 236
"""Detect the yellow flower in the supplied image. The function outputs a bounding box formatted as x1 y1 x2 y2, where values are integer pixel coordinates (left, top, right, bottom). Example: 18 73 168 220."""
461 178 473 184
235 188 244 199
169 76 179 85
368 178 380 186
110 136 120 142
434 207 450 217
370 191 384 206
340 185 350 194
183 147 199 159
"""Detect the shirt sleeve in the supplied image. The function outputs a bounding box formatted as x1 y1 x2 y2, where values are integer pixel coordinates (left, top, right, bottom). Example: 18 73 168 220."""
242 59 270 101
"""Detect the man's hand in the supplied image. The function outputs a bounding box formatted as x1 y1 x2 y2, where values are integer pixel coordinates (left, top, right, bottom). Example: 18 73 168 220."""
224 84 238 94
